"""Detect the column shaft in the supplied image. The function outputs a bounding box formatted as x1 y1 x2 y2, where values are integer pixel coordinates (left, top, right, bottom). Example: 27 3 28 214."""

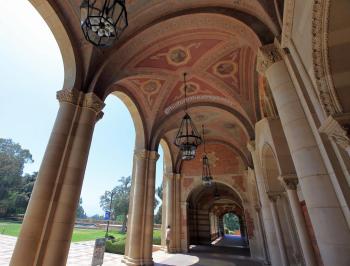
259 43 350 265
284 181 317 266
123 150 159 266
269 195 289 266
248 145 282 265
10 89 103 266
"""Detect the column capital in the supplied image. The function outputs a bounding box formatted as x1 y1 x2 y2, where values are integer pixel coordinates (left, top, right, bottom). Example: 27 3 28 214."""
82 92 105 114
267 192 282 202
56 88 81 105
247 140 256 152
319 114 350 152
56 89 105 114
163 172 174 180
278 175 298 190
134 149 160 161
256 42 283 74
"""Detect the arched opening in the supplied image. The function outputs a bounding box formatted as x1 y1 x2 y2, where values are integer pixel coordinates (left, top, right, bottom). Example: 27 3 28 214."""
260 144 303 265
186 181 251 256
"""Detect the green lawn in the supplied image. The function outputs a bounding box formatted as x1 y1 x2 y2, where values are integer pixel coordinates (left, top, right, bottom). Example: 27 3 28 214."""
0 221 162 244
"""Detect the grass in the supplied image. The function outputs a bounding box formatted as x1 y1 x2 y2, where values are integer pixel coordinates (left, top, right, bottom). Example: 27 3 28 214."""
0 221 21 237
0 221 162 246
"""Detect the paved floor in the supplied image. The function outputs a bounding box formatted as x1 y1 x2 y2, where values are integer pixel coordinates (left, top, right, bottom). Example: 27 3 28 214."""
0 235 262 266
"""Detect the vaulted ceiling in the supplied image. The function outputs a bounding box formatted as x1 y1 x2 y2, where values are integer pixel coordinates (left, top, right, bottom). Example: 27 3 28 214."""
33 0 283 172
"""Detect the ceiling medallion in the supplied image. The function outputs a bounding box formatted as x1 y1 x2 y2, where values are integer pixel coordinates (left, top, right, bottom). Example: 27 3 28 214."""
174 73 202 160
80 0 128 47
201 125 213 187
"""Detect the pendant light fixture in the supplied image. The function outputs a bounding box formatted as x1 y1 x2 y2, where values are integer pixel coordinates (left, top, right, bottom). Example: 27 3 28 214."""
201 125 213 186
214 183 220 200
174 73 202 160
80 0 128 47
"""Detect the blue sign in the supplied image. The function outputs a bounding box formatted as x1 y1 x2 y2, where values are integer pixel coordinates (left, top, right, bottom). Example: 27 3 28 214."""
104 211 111 220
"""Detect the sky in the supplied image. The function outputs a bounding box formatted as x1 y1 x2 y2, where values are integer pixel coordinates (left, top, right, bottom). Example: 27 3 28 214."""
0 0 163 216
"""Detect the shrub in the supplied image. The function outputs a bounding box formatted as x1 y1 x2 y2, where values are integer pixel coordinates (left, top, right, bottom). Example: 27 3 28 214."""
105 239 125 254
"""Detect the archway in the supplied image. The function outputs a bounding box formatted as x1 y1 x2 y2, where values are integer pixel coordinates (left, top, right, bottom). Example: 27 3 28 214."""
186 181 251 256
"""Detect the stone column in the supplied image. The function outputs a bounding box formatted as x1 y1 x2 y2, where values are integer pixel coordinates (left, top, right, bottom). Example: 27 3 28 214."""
247 141 281 266
174 174 182 252
123 150 159 266
257 42 350 265
268 193 289 266
255 205 271 264
280 176 317 266
10 89 104 266
162 173 175 251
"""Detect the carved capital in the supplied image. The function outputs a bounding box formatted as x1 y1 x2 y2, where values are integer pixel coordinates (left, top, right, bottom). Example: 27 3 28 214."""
96 111 104 123
56 89 81 105
267 192 282 202
256 43 283 74
319 114 350 151
56 89 105 116
134 149 160 161
134 149 148 160
281 0 295 48
149 151 160 161
279 175 298 190
82 92 105 114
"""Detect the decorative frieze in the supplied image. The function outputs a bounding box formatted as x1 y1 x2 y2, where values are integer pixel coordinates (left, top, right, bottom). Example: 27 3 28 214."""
256 43 283 74
319 114 350 152
281 0 295 48
312 0 342 115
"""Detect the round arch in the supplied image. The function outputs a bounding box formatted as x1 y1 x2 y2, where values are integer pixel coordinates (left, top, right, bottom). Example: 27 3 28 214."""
108 89 147 150
260 143 284 193
29 0 78 90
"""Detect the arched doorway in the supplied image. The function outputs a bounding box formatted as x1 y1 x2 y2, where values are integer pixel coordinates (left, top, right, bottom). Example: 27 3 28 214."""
186 182 251 256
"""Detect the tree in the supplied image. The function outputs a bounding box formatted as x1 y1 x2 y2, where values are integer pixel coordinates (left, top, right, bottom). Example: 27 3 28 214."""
223 213 240 231
154 183 163 224
76 198 87 219
100 176 131 232
0 138 34 215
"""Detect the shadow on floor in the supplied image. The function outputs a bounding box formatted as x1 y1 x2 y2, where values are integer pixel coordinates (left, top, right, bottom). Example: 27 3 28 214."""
154 236 262 266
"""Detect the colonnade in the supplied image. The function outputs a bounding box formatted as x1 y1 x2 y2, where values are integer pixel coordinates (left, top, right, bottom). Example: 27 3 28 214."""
8 44 350 266
250 42 350 266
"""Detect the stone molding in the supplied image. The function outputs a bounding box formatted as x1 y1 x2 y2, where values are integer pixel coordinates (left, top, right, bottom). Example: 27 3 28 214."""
247 140 256 153
56 89 105 114
312 0 342 115
256 43 283 74
281 0 295 48
278 175 298 190
134 149 160 161
319 114 350 151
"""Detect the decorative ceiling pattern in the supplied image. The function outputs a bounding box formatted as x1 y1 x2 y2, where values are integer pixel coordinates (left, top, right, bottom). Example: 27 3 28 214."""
35 0 281 173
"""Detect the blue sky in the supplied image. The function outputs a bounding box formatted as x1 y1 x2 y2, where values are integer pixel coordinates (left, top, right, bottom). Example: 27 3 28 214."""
0 0 163 216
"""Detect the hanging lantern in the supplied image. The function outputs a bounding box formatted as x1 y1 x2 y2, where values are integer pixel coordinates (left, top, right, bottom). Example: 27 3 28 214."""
80 0 128 47
174 73 202 160
202 154 213 186
201 125 213 186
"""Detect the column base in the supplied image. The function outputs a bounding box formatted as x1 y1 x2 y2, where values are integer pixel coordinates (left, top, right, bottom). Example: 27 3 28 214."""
122 256 154 266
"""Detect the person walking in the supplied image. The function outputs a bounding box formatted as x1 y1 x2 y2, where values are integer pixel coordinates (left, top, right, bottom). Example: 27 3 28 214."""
166 225 171 253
